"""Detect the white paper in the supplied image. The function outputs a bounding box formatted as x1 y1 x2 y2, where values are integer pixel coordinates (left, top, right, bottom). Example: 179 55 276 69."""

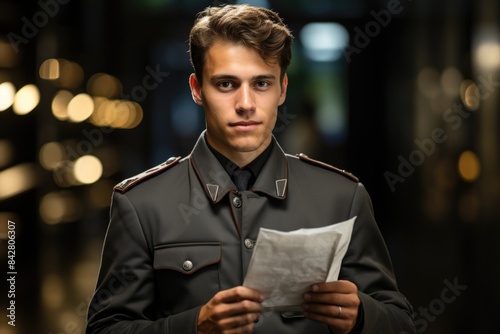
243 216 356 312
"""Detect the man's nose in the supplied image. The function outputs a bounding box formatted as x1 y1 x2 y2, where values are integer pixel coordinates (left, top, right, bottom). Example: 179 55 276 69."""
235 84 256 113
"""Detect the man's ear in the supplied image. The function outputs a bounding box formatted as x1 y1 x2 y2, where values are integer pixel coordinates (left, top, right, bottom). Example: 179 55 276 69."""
278 73 288 106
189 73 203 105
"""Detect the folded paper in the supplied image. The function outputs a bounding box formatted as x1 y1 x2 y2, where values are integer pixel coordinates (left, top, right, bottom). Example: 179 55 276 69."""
243 216 356 312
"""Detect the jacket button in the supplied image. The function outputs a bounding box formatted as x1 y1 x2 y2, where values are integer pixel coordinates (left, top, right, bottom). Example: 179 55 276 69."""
182 260 193 271
232 196 242 208
244 238 254 249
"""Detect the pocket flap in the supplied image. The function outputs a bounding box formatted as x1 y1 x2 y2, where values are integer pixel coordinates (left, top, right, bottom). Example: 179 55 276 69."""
154 242 221 275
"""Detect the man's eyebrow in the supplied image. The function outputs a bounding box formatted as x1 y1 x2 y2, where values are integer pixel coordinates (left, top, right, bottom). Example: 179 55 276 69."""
209 74 277 82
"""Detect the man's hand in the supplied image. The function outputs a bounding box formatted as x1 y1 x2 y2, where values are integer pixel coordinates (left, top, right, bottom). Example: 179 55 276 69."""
197 286 264 334
302 280 360 334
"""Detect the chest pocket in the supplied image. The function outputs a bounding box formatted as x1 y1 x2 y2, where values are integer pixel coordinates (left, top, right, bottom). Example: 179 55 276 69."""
154 242 222 314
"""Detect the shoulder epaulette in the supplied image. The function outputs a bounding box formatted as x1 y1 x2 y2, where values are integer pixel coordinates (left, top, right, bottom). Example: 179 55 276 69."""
295 153 359 183
114 156 181 193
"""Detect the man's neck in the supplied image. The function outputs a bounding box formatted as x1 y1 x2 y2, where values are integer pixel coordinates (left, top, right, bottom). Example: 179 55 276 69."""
206 138 272 168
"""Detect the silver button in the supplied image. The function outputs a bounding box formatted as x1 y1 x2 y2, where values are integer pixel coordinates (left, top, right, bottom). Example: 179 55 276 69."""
232 196 242 208
182 260 193 271
244 238 254 249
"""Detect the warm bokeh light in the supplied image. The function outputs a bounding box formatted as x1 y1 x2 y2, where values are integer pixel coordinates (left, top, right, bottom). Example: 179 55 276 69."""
39 142 65 170
87 73 123 98
59 60 84 89
0 140 14 168
458 150 481 182
41 274 65 309
13 84 40 115
475 42 500 69
52 160 76 188
90 98 143 128
0 82 16 112
89 97 111 126
73 155 103 184
51 90 74 120
39 58 61 80
0 163 37 201
462 82 480 110
111 100 144 128
39 191 83 224
67 93 94 122
39 58 85 88
126 101 144 129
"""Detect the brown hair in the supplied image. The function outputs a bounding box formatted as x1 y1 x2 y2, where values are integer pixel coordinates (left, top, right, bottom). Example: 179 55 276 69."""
189 4 294 84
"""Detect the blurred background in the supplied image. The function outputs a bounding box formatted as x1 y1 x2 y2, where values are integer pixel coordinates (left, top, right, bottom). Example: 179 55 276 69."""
0 0 499 332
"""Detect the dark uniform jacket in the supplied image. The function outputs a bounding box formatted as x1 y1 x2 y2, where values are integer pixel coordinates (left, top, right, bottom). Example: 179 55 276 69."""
86 131 416 333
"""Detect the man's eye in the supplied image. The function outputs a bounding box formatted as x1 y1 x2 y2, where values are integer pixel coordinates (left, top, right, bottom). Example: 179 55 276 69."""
255 81 269 88
217 82 233 89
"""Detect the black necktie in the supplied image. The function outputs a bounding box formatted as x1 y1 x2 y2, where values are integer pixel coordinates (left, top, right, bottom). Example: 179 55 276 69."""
232 168 252 191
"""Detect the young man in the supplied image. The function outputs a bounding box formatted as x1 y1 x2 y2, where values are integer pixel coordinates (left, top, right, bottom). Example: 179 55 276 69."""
86 4 416 334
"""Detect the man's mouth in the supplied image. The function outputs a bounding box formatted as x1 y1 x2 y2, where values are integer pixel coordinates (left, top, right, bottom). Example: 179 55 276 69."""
229 121 261 131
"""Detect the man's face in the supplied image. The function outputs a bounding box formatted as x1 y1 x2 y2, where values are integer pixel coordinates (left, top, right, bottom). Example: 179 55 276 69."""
189 40 288 165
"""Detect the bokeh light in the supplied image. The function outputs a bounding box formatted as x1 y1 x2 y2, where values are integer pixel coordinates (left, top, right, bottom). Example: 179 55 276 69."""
51 90 74 121
87 73 123 98
73 155 103 184
0 82 16 112
41 274 65 309
90 98 143 128
461 81 480 110
0 163 37 201
67 93 94 122
39 142 65 170
475 42 500 69
39 58 61 80
13 84 40 115
39 58 84 89
300 22 349 62
39 191 83 224
458 150 481 182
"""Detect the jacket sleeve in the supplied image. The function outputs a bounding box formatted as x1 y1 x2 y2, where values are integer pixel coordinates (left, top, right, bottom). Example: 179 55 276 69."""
86 191 199 333
340 183 416 334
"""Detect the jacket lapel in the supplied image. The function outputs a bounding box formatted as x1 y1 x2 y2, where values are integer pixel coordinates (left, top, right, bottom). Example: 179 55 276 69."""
189 131 289 202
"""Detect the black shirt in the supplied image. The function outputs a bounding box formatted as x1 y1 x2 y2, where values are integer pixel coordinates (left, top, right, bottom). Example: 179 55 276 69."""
207 140 274 190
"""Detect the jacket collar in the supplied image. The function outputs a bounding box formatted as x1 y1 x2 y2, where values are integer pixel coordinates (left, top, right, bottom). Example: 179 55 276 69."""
189 131 288 203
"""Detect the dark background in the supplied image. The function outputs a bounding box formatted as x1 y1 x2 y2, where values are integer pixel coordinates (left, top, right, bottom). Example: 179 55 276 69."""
1 0 499 333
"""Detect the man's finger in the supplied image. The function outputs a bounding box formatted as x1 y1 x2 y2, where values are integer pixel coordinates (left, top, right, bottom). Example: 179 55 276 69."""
310 280 357 294
213 286 265 304
210 299 263 320
215 311 261 329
